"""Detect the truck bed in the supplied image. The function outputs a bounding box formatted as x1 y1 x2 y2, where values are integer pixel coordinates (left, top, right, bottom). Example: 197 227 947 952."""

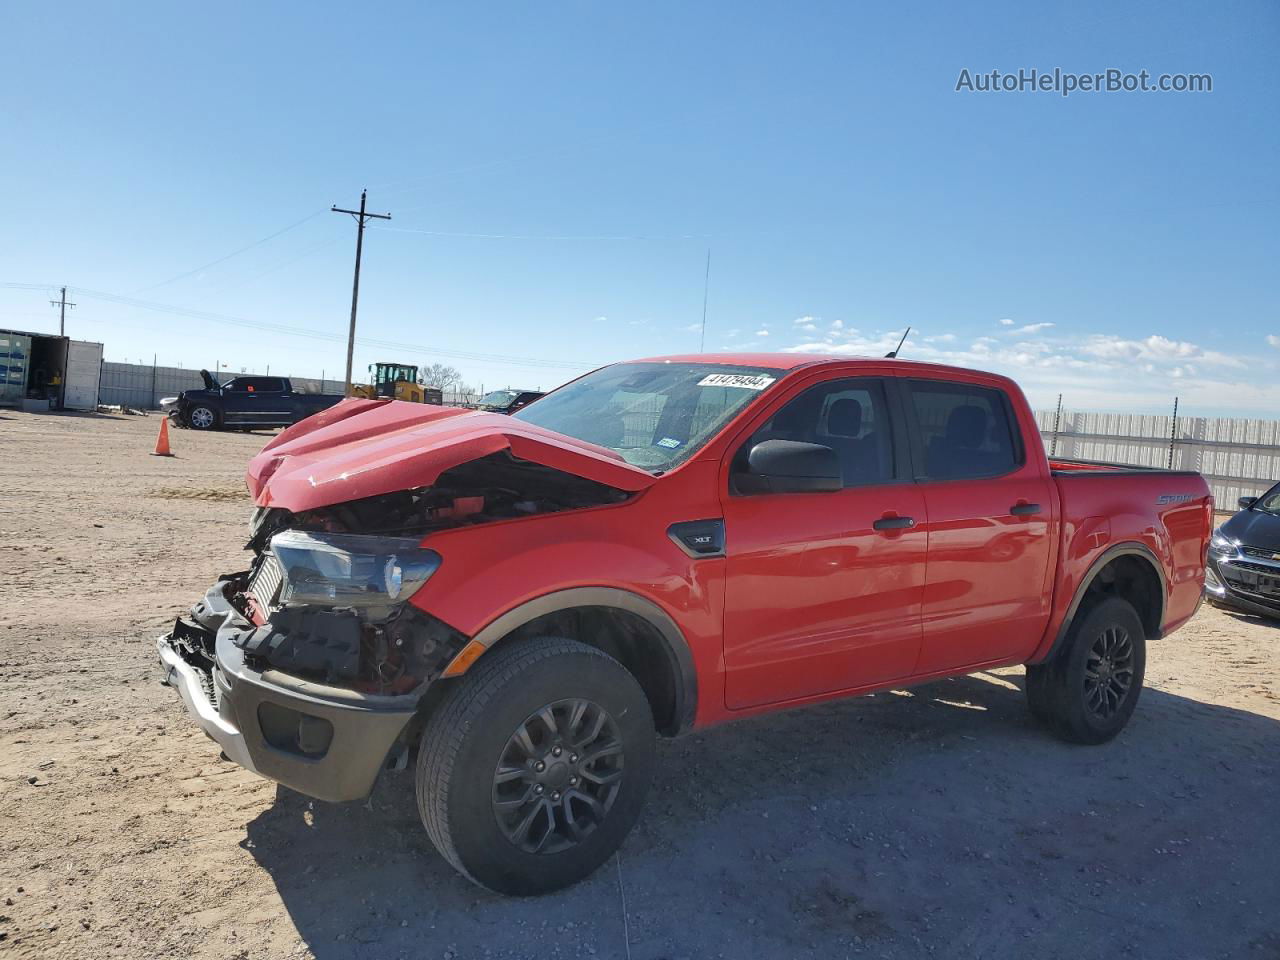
1049 456 1203 478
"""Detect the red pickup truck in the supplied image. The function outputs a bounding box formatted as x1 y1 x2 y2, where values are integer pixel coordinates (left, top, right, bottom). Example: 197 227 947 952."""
157 355 1212 895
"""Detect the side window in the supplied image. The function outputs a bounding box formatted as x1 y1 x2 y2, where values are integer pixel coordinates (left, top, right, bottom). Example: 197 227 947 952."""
907 380 1021 480
224 378 249 393
735 378 894 489
243 377 284 393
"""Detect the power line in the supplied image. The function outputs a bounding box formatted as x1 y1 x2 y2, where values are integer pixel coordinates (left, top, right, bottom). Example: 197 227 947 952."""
130 208 326 295
370 223 709 242
20 284 597 371
332 190 392 393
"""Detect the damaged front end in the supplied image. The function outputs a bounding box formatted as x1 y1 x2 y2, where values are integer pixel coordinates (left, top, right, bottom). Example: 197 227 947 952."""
158 447 633 803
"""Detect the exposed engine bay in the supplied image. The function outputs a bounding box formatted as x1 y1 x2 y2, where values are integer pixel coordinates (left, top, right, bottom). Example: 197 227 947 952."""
248 451 631 548
224 452 631 693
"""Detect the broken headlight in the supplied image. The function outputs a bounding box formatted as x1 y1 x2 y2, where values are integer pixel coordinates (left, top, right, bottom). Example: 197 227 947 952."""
270 530 441 609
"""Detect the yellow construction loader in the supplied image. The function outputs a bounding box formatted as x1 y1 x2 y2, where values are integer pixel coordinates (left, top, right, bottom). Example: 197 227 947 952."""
350 362 443 404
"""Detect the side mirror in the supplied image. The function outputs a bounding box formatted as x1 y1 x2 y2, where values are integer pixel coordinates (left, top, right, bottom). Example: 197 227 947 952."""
737 439 842 494
1238 496 1258 510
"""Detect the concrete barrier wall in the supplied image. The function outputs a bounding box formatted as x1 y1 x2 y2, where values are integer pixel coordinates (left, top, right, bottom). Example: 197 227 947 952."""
1035 408 1280 507
98 361 479 409
98 362 204 408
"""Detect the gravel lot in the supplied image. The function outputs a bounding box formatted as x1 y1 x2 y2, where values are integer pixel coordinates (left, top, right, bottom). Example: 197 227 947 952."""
1 409 1277 960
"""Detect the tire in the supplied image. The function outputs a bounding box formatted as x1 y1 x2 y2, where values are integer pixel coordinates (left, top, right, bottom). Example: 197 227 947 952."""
187 406 218 430
416 636 655 895
1023 665 1054 725
1025 596 1146 744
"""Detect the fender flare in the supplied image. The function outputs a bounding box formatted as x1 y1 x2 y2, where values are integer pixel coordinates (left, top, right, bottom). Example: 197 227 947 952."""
469 587 698 736
1038 541 1167 664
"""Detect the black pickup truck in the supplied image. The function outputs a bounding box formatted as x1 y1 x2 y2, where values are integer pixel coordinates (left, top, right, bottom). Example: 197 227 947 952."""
175 372 345 431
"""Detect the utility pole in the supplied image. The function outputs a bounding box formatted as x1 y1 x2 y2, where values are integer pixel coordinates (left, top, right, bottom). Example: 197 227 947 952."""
49 286 76 336
331 189 391 394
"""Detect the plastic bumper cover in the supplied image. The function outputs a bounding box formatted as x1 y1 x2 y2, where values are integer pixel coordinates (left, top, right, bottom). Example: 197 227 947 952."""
157 607 420 803
1205 558 1280 619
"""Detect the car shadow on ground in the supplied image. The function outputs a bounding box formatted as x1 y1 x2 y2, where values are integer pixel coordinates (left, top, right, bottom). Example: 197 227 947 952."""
243 672 1280 960
1217 608 1280 630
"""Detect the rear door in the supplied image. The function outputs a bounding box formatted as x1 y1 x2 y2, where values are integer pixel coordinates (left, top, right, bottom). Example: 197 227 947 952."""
901 377 1055 673
721 375 927 709
63 340 103 411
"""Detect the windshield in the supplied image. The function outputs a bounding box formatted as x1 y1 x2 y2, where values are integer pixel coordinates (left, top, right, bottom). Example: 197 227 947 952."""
1253 483 1280 515
512 362 782 470
479 390 519 407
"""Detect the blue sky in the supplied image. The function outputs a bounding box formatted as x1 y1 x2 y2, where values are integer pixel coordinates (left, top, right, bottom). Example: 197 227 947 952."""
2 1 1276 413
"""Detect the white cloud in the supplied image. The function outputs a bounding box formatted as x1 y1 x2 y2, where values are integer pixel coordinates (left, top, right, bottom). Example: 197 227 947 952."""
594 316 608 323
1081 334 1244 368
793 316 817 325
1268 334 1280 348
998 318 1014 326
680 322 702 333
1007 322 1055 335
830 319 844 330
778 326 1263 414
754 329 770 338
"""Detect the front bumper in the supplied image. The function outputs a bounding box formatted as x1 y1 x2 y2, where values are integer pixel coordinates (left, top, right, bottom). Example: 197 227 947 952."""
1205 557 1280 620
157 581 420 803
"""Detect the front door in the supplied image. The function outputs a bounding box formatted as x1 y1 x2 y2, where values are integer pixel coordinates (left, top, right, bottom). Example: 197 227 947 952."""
901 377 1056 673
721 377 927 709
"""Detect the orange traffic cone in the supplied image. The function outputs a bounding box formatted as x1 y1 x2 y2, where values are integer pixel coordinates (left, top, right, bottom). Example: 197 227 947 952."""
152 417 175 457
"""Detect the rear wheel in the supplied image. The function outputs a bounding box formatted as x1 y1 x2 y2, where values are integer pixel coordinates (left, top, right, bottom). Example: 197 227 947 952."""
1025 596 1146 744
416 636 655 895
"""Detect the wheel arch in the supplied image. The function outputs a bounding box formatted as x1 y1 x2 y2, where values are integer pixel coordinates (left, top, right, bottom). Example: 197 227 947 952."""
1042 542 1166 663
466 587 698 737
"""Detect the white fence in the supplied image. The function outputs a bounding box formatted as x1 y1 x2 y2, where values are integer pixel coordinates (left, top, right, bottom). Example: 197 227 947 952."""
1036 408 1280 507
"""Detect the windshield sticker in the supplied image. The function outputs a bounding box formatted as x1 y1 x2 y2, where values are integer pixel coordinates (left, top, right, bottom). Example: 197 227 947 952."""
656 437 683 449
697 373 776 390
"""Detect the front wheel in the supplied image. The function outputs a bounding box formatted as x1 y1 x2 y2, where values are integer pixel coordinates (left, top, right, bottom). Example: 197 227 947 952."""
416 637 655 895
1025 596 1146 744
187 405 218 430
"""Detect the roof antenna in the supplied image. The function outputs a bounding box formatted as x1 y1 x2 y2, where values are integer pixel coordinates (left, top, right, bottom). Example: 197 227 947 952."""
885 326 911 358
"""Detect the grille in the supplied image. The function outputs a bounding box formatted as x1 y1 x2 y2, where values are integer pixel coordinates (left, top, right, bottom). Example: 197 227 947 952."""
1226 560 1280 576
248 553 284 612
1220 561 1280 600
1240 546 1280 564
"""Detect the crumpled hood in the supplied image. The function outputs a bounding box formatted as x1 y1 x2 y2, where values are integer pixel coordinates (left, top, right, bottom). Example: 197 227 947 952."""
246 398 657 512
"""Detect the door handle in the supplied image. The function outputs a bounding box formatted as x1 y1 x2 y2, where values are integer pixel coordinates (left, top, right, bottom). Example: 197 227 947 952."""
873 515 916 531
1009 502 1042 516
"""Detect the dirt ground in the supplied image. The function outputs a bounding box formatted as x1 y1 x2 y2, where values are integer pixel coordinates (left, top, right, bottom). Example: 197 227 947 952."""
1 409 1277 960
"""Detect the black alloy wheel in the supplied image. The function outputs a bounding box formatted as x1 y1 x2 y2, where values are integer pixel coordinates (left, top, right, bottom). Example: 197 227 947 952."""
416 636 655 895
491 698 624 854
1083 625 1135 721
